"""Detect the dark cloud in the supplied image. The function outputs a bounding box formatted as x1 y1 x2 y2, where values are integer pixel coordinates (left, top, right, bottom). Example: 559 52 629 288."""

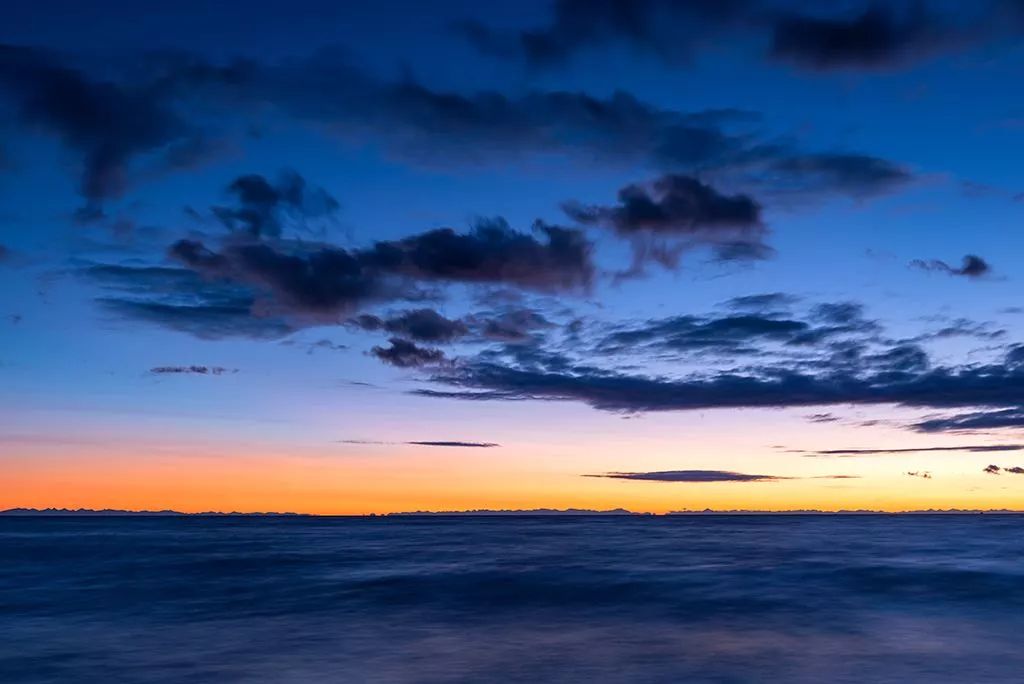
353 309 469 343
587 469 787 482
915 318 1006 341
565 174 762 235
811 302 869 326
171 51 754 170
723 292 798 312
600 313 812 355
169 239 398 318
806 412 840 423
762 153 913 199
150 365 235 375
406 441 500 448
463 1 981 72
906 471 933 479
984 464 1002 474
339 439 499 448
85 264 294 339
1006 466 1024 474
211 170 340 238
589 470 858 483
564 174 769 267
91 216 593 339
165 50 910 202
1 44 914 210
416 343 1024 415
0 44 207 202
865 344 930 374
802 444 1024 457
459 0 753 68
596 301 880 357
169 218 592 319
371 337 446 368
100 297 293 340
914 408 1024 433
911 254 992 279
375 218 594 293
473 308 553 344
770 5 953 70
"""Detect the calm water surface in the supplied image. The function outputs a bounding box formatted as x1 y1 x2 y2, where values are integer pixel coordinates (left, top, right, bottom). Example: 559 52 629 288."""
2 515 1023 683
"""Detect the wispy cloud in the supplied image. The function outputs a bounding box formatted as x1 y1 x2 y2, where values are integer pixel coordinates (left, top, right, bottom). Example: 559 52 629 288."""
587 470 859 482
910 254 992 279
150 366 236 375
338 440 500 448
587 470 786 482
801 445 1024 457
983 465 1024 475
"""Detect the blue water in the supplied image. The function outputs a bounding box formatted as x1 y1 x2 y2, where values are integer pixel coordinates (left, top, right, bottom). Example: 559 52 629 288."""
2 515 1024 683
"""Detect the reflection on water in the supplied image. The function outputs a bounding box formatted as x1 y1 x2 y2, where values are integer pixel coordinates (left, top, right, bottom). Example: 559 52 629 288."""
2 515 1024 682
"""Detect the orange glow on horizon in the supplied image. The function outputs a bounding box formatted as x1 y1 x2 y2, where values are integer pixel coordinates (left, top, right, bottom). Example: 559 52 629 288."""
4 439 1022 515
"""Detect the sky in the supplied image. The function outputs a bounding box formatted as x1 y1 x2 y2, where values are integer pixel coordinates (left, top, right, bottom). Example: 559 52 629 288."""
2 0 1024 513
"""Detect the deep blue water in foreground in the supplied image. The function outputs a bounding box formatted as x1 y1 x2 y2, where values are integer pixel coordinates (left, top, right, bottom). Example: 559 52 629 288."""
3 515 1024 683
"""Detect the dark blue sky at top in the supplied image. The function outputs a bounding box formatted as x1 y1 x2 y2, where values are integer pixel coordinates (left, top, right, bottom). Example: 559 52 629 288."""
2 0 1024 460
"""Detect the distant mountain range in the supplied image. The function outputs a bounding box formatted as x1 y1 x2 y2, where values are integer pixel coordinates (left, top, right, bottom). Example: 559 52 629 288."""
4 507 1024 517
387 508 639 516
0 508 308 517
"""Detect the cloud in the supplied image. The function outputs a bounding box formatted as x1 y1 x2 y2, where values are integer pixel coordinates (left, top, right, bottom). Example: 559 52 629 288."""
100 297 293 340
911 254 992 278
89 212 592 340
2 44 914 210
1006 466 1024 474
587 470 859 483
761 153 913 199
723 292 799 312
599 313 812 355
150 365 236 375
913 408 1024 433
406 441 500 448
802 444 1024 457
0 44 209 202
587 469 788 482
914 318 1005 341
168 218 593 322
339 439 499 448
85 264 295 340
376 218 594 292
769 5 954 70
416 342 1024 416
565 174 763 235
371 337 446 368
473 308 554 344
594 301 880 358
174 51 755 170
166 50 910 202
459 0 752 69
210 170 340 238
168 238 404 318
463 1 979 72
352 309 469 343
984 464 1002 474
564 174 768 266
906 471 933 479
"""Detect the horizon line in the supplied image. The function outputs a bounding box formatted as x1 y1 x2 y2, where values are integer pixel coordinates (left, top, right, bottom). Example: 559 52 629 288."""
5 507 1024 517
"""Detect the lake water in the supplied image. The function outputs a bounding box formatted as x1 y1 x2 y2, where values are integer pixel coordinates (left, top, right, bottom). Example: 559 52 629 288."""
3 515 1024 682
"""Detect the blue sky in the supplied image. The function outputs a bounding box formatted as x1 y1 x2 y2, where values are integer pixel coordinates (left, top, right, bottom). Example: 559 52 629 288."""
3 0 1024 512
